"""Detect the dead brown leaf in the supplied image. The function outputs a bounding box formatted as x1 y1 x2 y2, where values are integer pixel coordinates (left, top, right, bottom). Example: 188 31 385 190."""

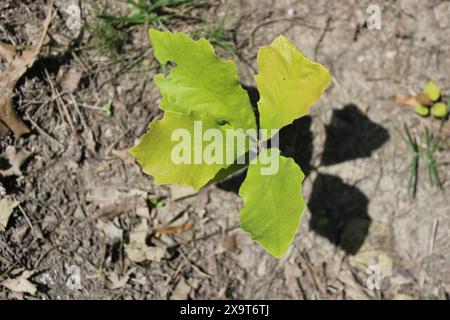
105 268 135 290
215 233 237 254
0 2 53 138
125 219 166 262
416 92 432 106
394 92 419 109
0 196 19 231
0 43 16 62
58 67 82 93
0 270 37 295
90 188 148 220
338 269 374 300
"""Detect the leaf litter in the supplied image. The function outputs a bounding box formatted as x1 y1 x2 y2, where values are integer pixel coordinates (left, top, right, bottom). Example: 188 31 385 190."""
57 66 83 93
0 146 32 176
125 218 166 262
0 1 53 138
0 270 37 296
0 196 19 231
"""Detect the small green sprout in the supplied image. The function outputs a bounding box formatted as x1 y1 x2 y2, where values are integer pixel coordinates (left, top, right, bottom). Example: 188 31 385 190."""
130 29 331 257
97 0 200 28
318 210 329 226
423 126 443 190
192 6 236 58
414 81 448 119
103 103 113 117
398 124 420 196
148 197 164 208
398 121 444 197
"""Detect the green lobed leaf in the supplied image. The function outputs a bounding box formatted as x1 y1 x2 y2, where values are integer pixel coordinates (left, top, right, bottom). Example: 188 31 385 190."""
130 111 234 190
239 148 306 258
255 35 331 133
130 30 331 258
130 29 259 190
149 29 256 131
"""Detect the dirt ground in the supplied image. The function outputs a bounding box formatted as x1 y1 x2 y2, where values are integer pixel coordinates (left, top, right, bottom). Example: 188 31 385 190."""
0 0 449 300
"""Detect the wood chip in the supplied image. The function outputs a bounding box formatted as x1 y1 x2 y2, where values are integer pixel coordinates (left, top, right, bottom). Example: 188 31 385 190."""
154 223 193 236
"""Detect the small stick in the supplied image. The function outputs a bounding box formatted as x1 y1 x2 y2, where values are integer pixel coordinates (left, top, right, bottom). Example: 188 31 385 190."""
0 254 13 266
25 112 64 149
153 223 193 237
68 102 104 111
44 68 76 133
68 93 89 132
314 16 332 60
428 219 439 254
105 128 132 156
17 204 34 231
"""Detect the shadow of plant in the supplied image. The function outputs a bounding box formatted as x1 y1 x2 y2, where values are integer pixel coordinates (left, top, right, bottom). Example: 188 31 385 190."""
279 116 313 177
217 86 390 255
308 173 371 255
320 104 390 166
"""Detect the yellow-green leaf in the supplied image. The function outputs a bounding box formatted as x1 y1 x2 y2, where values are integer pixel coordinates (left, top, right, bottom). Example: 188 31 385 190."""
431 102 447 118
149 29 256 131
415 104 430 117
255 35 331 133
130 112 233 190
131 30 331 258
239 148 305 258
424 80 440 101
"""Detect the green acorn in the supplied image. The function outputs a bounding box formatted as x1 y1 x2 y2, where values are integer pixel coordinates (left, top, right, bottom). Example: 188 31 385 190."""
415 104 430 117
431 102 447 118
424 80 440 101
